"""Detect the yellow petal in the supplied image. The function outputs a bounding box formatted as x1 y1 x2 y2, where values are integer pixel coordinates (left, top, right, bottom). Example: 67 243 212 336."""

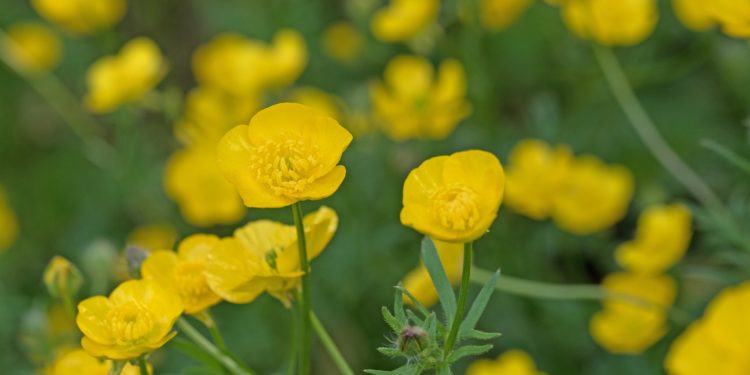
205 237 268 303
178 234 219 261
76 296 115 345
299 165 347 201
140 251 178 289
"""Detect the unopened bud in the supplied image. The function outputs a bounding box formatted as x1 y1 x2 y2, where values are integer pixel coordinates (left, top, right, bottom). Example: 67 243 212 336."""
398 326 429 356
43 256 83 299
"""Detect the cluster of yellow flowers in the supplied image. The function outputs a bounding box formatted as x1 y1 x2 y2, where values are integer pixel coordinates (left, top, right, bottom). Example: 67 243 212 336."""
32 0 126 35
0 185 18 254
504 139 634 235
466 349 546 375
47 348 147 375
590 204 692 354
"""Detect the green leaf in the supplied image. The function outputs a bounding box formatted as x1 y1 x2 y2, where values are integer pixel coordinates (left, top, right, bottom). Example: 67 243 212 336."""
383 306 402 333
436 365 453 375
396 285 431 318
377 347 403 357
459 269 500 339
446 344 493 363
364 370 395 375
464 329 502 340
169 337 223 371
394 284 407 324
420 237 457 322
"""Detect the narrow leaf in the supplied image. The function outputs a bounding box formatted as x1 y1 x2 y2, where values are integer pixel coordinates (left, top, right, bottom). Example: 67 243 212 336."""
382 306 402 333
395 285 431 318
394 284 406 324
446 344 494 363
420 237 456 321
459 270 500 338
464 329 502 340
364 370 395 375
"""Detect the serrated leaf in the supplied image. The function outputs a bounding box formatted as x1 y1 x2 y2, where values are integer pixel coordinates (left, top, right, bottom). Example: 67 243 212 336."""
394 285 406 323
396 285 431 318
446 344 494 363
406 310 424 327
464 329 502 340
420 237 457 322
383 306 402 333
459 269 500 338
424 313 436 337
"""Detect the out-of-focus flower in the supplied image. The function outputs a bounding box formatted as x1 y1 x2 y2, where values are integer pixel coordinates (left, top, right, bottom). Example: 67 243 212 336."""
401 150 505 243
552 155 634 235
505 139 573 220
127 224 176 252
402 240 463 307
371 0 439 42
710 0 750 38
2 22 62 74
31 0 126 35
46 348 148 375
76 279 183 360
192 30 307 97
665 282 750 374
205 206 338 306
164 146 245 227
323 22 363 63
615 203 692 275
479 0 533 32
84 37 167 113
43 256 84 300
671 0 716 31
590 272 676 354
561 0 658 46
289 87 341 121
466 349 546 375
371 55 471 141
141 234 222 314
0 186 18 253
217 103 353 208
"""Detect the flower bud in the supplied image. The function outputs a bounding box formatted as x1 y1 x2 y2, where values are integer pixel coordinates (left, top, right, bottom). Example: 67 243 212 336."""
43 256 83 300
398 326 429 356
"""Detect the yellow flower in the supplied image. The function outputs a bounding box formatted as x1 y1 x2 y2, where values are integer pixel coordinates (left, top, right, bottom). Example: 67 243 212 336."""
76 279 183 360
164 146 245 227
84 37 167 113
504 139 573 220
0 186 18 253
205 206 338 306
466 349 546 375
561 0 658 46
615 203 692 275
479 0 533 32
43 256 84 299
46 348 148 375
371 55 471 141
600 272 676 317
402 240 463 307
552 155 634 235
322 21 363 63
216 103 353 208
671 0 716 31
289 87 341 121
371 0 439 42
31 0 126 35
192 30 307 97
3 22 62 74
141 234 222 314
127 224 176 252
401 150 505 243
665 282 750 375
709 0 750 38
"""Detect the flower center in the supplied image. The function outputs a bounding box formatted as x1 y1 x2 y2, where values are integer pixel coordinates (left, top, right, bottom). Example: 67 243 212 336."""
174 260 212 306
431 186 479 232
250 138 321 196
106 302 155 345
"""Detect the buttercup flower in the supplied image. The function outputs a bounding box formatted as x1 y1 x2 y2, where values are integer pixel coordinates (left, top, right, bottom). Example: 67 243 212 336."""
164 146 245 227
0 186 18 253
216 103 353 208
672 0 716 31
3 22 62 74
84 37 167 113
46 348 148 375
504 139 573 220
77 279 183 360
31 0 126 34
402 240 463 307
552 155 634 235
401 150 505 243
615 203 692 275
141 234 222 314
371 0 439 42
371 55 471 141
561 0 658 46
205 206 338 306
127 224 176 252
479 0 533 32
466 349 546 375
322 22 363 63
710 0 750 38
665 282 750 374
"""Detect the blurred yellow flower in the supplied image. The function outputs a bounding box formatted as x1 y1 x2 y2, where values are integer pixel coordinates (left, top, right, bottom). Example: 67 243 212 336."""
43 256 84 300
77 279 183 360
665 282 750 375
84 37 167 113
600 272 676 316
552 155 634 235
141 234 222 314
402 240 463 307
0 186 18 253
46 348 148 375
479 0 533 32
505 139 573 220
323 22 363 62
3 22 62 74
710 0 750 38
205 206 338 306
164 146 245 227
127 224 176 252
401 150 505 243
289 86 341 121
371 0 439 42
615 203 692 275
192 29 307 97
371 55 471 141
466 349 546 375
32 0 126 35
216 103 353 208
671 0 716 31
561 0 658 46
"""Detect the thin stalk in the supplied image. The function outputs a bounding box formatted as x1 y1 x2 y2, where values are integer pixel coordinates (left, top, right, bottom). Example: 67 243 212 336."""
701 139 750 177
203 311 228 352
109 361 126 375
443 242 473 357
176 318 256 375
292 202 311 375
286 300 299 375
310 311 355 375
138 357 149 374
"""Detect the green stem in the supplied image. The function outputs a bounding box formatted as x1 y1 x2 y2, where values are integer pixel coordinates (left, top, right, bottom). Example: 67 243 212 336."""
176 318 256 375
292 202 311 375
310 311 355 375
137 357 149 374
109 361 126 375
443 242 473 357
286 301 299 375
701 139 750 177
203 311 228 352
